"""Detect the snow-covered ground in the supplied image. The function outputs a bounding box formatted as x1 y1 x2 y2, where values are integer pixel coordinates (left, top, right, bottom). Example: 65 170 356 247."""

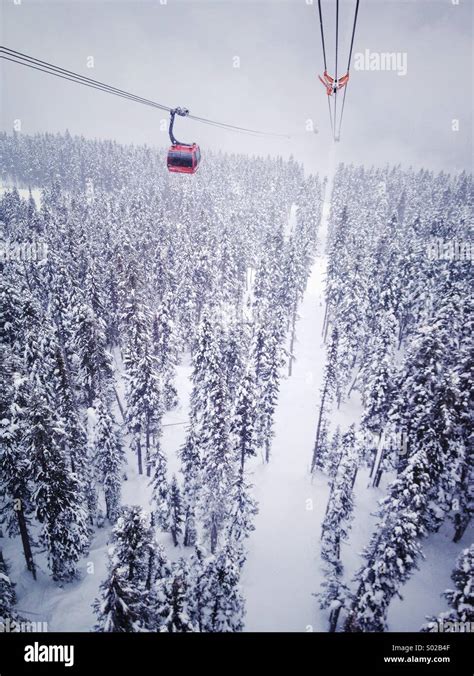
242 253 329 631
2 187 471 633
240 194 472 632
0 185 42 208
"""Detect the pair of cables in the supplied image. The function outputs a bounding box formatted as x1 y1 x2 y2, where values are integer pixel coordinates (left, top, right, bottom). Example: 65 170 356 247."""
317 0 360 142
0 46 289 139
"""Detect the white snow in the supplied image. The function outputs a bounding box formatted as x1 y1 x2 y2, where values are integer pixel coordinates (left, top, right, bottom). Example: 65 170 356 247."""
0 185 42 208
2 184 471 633
242 253 330 631
284 203 299 239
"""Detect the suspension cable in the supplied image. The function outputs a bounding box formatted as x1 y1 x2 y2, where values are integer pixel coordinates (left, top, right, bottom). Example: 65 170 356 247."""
0 46 171 111
0 46 289 139
315 0 360 142
346 0 360 72
317 0 328 72
336 85 347 141
335 0 339 82
327 96 335 141
336 0 360 140
1 55 170 114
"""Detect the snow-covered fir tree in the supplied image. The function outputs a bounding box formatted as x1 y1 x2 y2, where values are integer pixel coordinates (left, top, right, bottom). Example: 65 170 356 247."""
156 558 196 632
27 390 90 582
317 565 352 633
320 425 358 571
179 425 200 547
0 550 17 620
0 373 37 579
198 543 245 632
150 444 169 531
92 397 125 524
94 567 148 633
73 302 113 408
167 475 184 547
311 326 339 473
94 506 155 631
422 544 474 632
253 320 284 463
125 337 163 477
192 313 234 553
227 365 259 550
318 426 358 632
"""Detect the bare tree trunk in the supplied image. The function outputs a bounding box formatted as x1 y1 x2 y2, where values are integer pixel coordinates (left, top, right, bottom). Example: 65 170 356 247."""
373 466 384 488
184 519 191 547
369 432 383 478
210 518 218 554
397 319 406 350
265 436 271 464
371 435 386 488
452 464 471 542
145 537 155 591
184 508 196 547
145 424 151 478
311 381 329 473
114 386 125 422
323 313 331 343
136 437 143 475
453 513 471 543
329 606 341 633
347 368 361 399
288 304 297 376
171 522 178 547
321 303 329 338
17 508 36 580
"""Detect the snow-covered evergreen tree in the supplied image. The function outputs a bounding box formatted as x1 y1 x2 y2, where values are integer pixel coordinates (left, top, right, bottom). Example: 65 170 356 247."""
192 314 234 553
125 338 163 476
167 475 184 547
311 326 339 473
150 444 169 531
326 426 342 481
179 425 200 547
152 292 179 411
0 550 17 620
94 568 148 633
94 506 155 631
253 321 284 463
345 449 431 632
199 543 245 632
92 398 124 524
317 565 352 633
73 302 113 408
227 365 259 549
156 558 196 632
27 391 90 582
0 374 37 579
421 544 474 632
321 425 358 571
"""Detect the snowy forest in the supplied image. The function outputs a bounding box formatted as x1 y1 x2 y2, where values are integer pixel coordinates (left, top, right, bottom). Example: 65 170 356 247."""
0 131 472 633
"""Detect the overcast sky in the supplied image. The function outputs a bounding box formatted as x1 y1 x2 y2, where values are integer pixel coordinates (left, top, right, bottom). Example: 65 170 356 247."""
1 0 472 176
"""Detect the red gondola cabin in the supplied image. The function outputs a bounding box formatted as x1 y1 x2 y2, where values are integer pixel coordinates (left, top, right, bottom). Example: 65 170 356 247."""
167 143 201 175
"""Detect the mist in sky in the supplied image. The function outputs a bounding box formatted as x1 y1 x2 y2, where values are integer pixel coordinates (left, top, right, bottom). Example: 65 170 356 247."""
1 0 472 176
